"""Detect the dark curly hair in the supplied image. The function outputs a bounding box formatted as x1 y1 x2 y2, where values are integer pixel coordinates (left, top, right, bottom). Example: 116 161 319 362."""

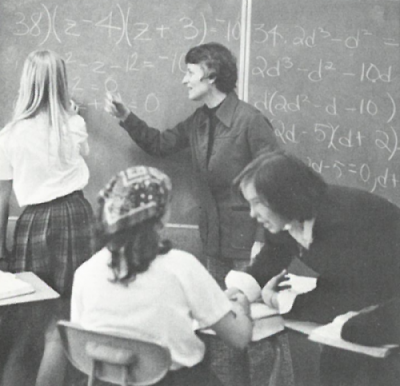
95 205 172 285
185 42 237 94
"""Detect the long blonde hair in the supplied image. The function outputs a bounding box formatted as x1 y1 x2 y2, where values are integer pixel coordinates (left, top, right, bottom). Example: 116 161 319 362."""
12 49 74 164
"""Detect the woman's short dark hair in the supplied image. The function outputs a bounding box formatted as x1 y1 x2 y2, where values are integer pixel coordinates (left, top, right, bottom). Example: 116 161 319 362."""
233 149 328 222
185 42 237 94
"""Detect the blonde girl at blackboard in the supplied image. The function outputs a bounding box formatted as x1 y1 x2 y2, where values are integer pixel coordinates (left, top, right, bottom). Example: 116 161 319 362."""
0 49 94 386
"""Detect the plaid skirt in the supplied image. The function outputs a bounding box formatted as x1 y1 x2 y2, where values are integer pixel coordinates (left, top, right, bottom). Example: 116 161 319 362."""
10 191 94 297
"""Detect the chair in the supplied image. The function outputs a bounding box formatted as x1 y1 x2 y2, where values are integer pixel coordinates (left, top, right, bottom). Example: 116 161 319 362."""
57 320 171 386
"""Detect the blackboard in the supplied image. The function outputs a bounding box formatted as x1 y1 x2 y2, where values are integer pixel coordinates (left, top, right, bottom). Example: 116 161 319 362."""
248 0 400 204
0 0 242 224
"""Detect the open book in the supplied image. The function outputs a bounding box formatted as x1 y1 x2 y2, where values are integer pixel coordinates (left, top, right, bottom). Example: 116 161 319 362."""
251 302 279 319
308 314 399 358
0 271 35 301
197 302 284 341
251 302 284 341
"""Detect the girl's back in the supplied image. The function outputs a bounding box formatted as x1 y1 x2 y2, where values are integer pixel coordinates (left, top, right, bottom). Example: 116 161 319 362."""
72 247 232 370
0 49 94 386
1 113 89 207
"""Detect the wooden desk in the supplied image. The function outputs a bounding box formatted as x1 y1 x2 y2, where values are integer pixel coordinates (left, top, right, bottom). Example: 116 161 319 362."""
0 272 59 307
200 316 295 386
284 319 320 335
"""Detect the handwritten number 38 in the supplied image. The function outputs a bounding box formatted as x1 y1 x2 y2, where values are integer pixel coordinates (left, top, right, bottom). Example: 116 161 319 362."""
14 12 42 36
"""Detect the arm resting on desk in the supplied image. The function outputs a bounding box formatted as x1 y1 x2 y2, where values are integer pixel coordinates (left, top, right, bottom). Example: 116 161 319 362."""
341 298 400 347
209 301 253 350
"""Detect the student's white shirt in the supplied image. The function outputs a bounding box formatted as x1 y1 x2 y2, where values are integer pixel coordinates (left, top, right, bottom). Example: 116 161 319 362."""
0 114 89 206
71 248 232 370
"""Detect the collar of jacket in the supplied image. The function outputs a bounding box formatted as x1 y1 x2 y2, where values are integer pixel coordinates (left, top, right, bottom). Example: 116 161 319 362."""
214 91 239 128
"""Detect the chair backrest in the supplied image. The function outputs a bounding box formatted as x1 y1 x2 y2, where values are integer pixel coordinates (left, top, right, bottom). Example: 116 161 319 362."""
58 320 171 386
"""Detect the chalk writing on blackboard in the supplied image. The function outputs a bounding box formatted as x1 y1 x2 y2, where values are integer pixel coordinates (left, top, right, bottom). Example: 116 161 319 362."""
2 0 243 224
252 24 399 49
9 5 242 115
249 1 399 201
12 5 242 47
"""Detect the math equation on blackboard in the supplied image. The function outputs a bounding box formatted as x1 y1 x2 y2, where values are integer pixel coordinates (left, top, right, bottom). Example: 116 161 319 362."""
248 1 400 200
4 0 242 115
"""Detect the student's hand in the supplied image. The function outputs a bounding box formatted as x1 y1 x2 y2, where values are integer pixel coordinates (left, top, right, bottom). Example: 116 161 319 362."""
225 287 242 300
230 296 251 321
229 290 251 318
261 269 290 309
104 92 130 121
226 288 251 318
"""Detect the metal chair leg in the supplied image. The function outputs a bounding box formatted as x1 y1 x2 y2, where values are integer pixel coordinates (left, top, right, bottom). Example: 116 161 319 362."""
88 360 98 386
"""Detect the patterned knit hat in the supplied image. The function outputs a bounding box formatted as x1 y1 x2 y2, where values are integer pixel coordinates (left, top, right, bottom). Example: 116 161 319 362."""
98 166 172 235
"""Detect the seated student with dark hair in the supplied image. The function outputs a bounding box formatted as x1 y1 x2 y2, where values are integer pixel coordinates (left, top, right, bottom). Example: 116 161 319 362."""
226 149 400 386
70 166 253 386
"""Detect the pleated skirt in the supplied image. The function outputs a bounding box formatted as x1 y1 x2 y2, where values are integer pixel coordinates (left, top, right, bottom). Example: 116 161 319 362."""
10 190 94 297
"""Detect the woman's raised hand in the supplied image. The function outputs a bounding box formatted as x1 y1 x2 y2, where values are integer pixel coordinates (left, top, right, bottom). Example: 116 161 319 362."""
104 92 130 121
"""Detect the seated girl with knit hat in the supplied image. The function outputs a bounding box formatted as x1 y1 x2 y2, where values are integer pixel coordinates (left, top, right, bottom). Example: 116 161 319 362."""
70 165 253 386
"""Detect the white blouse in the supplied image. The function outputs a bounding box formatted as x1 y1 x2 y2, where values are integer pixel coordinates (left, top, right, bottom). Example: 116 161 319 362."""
0 114 89 206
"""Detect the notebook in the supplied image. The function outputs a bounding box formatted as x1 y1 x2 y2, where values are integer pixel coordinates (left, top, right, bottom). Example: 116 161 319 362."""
0 271 35 301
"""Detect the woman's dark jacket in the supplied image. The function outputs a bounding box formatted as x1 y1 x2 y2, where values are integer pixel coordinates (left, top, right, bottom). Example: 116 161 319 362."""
247 185 400 324
120 92 278 260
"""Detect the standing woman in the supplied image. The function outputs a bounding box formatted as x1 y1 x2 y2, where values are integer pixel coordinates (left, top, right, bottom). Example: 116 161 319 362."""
0 50 94 386
105 42 278 286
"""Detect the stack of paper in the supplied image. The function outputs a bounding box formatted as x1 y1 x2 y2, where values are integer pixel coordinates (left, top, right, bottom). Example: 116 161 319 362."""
0 271 35 300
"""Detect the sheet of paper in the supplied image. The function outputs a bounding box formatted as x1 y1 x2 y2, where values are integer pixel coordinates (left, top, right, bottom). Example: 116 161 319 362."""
251 302 279 319
277 274 318 314
0 270 35 300
308 315 398 358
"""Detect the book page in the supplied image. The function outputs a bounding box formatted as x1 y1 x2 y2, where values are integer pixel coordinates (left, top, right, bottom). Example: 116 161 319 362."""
0 271 35 300
251 302 279 319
